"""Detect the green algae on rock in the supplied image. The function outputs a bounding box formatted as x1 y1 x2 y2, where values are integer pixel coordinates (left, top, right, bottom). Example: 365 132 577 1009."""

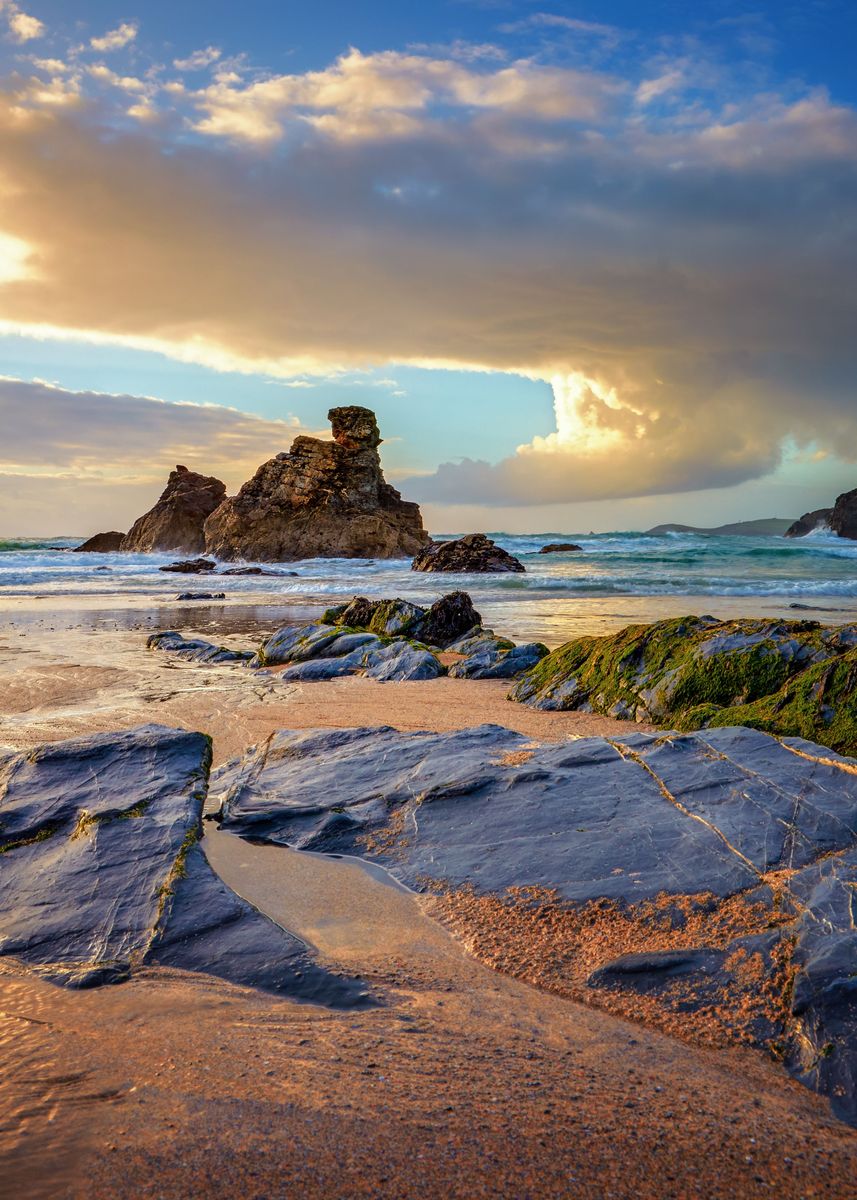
510 616 857 754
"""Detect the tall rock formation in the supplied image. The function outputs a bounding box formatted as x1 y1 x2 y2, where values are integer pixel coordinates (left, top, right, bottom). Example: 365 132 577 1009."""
122 466 226 555
204 407 429 561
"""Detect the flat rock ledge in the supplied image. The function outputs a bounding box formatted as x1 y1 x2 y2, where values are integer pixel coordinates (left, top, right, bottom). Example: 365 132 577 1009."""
213 722 857 1125
0 725 369 1008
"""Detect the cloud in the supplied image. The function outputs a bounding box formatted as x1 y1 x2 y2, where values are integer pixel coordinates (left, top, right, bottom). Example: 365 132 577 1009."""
0 42 854 508
3 2 44 43
90 22 137 53
0 376 308 492
173 46 221 71
635 68 684 106
191 48 621 143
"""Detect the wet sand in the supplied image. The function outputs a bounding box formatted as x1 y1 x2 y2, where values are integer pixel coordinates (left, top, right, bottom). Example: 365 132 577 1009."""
2 607 857 1198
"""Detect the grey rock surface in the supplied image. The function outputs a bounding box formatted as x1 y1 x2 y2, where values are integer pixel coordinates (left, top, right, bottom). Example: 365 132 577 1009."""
363 641 444 681
448 641 548 680
214 722 857 1122
0 725 367 1005
148 631 254 664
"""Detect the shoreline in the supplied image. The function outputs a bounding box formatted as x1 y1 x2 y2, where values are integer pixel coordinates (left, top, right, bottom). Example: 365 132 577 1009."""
2 595 857 1197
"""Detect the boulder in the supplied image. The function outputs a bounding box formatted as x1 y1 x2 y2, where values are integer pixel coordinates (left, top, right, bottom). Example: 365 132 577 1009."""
203 407 429 561
0 725 367 1006
74 531 125 553
219 566 282 576
412 534 525 573
212 722 857 1123
148 631 254 664
174 592 226 601
159 558 217 574
829 487 857 540
122 466 226 554
448 641 548 679
510 616 857 755
785 509 833 538
415 591 482 647
538 542 583 554
362 642 444 681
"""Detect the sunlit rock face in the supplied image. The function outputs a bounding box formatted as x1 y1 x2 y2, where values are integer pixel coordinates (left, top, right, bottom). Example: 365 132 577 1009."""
0 724 368 1007
213 722 857 1125
204 406 429 561
122 465 227 555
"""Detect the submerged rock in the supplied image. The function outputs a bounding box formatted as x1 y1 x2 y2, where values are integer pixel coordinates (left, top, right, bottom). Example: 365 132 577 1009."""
204 406 429 561
0 725 367 1005
538 542 583 554
510 615 857 754
159 558 217 574
122 466 226 555
213 722 857 1122
174 592 226 601
412 533 525 573
74 531 125 553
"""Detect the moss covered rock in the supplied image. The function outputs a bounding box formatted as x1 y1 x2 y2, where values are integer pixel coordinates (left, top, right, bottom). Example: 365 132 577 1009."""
511 616 857 753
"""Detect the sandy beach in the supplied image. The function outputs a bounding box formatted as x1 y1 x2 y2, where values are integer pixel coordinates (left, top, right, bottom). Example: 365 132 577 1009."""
2 600 856 1199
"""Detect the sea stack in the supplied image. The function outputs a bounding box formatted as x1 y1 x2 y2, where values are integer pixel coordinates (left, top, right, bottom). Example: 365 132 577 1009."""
122 465 226 555
204 406 429 561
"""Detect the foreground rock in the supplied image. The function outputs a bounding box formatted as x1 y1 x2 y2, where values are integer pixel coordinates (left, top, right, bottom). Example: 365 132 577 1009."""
74 531 125 553
213 722 857 1123
538 542 582 554
148 591 542 683
0 725 367 1005
511 615 857 755
122 465 226 554
412 533 525 573
204 406 429 561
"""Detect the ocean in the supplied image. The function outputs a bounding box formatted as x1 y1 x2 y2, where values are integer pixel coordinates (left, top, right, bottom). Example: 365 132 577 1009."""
3 528 857 646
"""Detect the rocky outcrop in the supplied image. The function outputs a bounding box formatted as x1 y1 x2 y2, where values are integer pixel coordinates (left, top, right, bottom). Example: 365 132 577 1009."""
538 542 582 554
159 557 217 574
510 616 857 755
448 640 548 679
122 466 226 555
323 591 482 649
74 531 125 553
785 509 833 537
412 533 525 573
0 724 368 1006
212 722 857 1123
830 487 857 540
203 407 429 562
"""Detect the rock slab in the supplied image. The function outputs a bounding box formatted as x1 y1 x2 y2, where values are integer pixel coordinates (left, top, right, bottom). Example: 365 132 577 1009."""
213 722 857 1123
0 725 367 1006
204 406 429 561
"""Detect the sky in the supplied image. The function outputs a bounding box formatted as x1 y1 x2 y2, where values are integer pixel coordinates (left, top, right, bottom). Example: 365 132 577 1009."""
0 0 855 535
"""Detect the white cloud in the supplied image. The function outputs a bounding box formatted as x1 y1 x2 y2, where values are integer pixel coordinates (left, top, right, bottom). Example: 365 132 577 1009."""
192 48 621 143
3 2 44 43
87 64 147 92
90 22 137 53
636 68 684 106
173 46 221 71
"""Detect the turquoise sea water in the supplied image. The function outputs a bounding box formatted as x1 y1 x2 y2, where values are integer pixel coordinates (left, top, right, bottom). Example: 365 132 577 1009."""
2 529 856 644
